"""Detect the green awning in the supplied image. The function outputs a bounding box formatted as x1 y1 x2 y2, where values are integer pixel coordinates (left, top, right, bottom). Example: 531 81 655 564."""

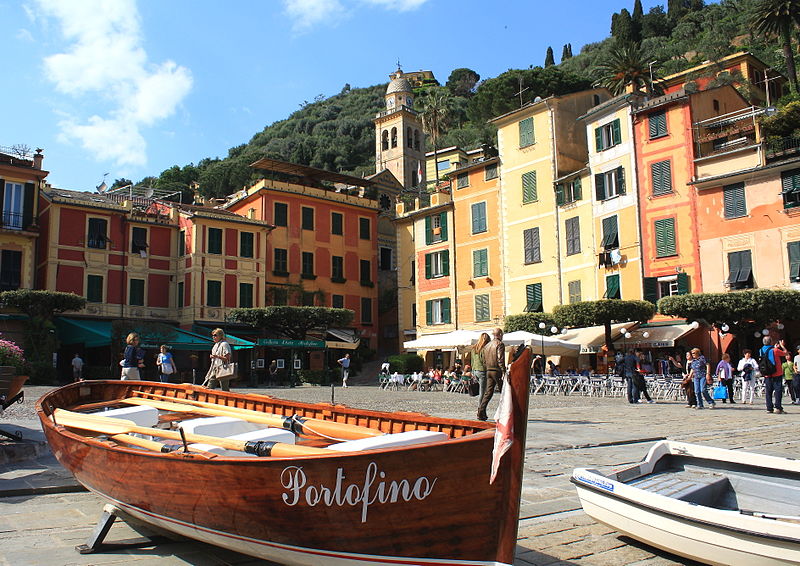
55 318 112 348
191 325 255 350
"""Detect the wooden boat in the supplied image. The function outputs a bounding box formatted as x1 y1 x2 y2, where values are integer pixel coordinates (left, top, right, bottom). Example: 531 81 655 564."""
37 347 532 566
572 440 800 565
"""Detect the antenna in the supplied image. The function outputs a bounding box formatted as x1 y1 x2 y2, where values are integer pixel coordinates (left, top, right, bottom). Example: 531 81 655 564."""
513 75 529 108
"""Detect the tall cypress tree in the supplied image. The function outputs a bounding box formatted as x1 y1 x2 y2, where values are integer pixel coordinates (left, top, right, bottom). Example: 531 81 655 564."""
567 43 573 58
561 44 572 62
612 8 635 44
545 46 555 67
632 0 644 42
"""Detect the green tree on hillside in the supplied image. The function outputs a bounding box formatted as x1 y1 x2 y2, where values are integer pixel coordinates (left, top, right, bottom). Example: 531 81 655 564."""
612 8 636 43
595 42 658 95
545 47 555 67
753 0 800 93
421 88 454 185
446 68 481 97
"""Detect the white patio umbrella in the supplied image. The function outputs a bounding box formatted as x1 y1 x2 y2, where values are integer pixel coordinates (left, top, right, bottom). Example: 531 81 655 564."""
502 331 581 356
403 330 483 350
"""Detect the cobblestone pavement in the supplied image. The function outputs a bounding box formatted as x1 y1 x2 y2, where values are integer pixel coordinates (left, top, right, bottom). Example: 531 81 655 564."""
1 383 795 565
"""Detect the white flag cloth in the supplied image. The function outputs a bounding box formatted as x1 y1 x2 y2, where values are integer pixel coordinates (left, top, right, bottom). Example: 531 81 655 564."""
489 374 513 484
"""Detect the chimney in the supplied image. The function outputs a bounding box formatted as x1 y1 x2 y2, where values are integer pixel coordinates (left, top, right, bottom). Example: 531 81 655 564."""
33 148 44 170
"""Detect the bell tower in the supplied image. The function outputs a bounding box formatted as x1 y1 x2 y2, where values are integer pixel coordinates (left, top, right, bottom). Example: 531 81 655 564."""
374 69 426 191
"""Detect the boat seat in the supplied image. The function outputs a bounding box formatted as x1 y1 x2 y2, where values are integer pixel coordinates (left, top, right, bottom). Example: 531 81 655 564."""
179 416 264 437
634 473 732 506
99 405 159 427
189 428 296 457
325 430 449 452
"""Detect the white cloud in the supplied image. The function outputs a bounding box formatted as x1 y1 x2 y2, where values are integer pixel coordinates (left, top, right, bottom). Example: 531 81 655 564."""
16 28 34 41
284 0 346 33
34 0 192 168
360 0 429 12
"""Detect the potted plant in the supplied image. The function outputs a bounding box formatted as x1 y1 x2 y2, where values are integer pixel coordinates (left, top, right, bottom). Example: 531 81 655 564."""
0 336 30 404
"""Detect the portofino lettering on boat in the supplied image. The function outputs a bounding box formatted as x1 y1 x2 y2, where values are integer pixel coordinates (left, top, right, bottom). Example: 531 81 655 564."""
280 462 437 522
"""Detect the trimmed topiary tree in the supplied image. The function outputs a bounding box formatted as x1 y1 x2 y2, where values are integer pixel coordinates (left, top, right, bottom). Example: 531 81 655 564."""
504 313 558 334
553 300 656 352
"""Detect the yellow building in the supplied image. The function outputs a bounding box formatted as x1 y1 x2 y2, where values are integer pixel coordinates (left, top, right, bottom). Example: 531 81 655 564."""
491 90 610 316
1 147 46 292
425 145 484 188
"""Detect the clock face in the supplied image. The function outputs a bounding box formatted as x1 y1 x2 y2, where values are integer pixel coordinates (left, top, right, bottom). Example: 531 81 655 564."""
406 96 413 106
387 98 395 108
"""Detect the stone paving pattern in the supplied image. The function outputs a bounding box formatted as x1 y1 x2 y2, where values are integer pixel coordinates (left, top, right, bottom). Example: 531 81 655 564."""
1 383 793 565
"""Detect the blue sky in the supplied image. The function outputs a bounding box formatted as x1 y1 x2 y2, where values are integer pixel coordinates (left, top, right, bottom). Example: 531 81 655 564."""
2 0 666 191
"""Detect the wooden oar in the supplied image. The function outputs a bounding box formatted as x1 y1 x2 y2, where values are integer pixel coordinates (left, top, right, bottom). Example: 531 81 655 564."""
109 434 215 457
132 391 383 440
53 409 330 458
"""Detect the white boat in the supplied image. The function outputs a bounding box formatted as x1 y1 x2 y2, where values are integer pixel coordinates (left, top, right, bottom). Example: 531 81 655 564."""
572 440 800 565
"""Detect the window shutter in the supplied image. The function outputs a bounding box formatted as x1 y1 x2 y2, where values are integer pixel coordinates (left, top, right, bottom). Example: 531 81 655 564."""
555 183 565 206
595 173 605 201
617 166 626 195
472 250 479 276
643 277 658 304
522 171 537 203
425 253 432 279
573 177 582 200
652 161 672 196
532 228 541 262
425 215 432 245
442 250 450 276
612 119 621 145
23 182 35 229
676 272 689 294
727 251 742 284
442 298 451 323
565 218 574 253
471 203 480 233
523 228 534 263
782 170 800 193
519 118 534 147
655 218 676 257
595 126 603 152
426 300 432 325
789 242 800 281
439 213 448 241
723 183 746 218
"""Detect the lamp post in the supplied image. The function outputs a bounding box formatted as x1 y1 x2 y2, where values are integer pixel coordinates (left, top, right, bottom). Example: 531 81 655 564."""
538 322 546 376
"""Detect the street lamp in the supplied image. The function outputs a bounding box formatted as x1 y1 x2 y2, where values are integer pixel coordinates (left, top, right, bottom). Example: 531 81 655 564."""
648 60 657 93
538 322 546 376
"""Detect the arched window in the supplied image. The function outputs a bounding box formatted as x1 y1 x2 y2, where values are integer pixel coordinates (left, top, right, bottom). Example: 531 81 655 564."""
414 130 421 151
407 127 413 148
381 130 389 151
391 127 398 148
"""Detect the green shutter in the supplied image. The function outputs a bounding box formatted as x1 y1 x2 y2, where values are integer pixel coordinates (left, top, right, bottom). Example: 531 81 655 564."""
649 111 667 138
789 242 800 281
439 212 448 241
605 274 620 299
23 182 35 229
655 218 676 257
522 171 537 203
525 283 542 312
727 251 742 284
595 126 603 152
471 203 480 233
677 272 689 294
425 253 432 279
442 298 451 323
426 300 433 325
425 215 432 245
643 277 658 304
473 249 488 277
555 183 565 206
573 177 582 200
611 119 621 146
617 166 626 195
723 183 746 218
602 216 618 249
595 173 605 201
442 251 450 276
519 117 534 147
652 161 672 196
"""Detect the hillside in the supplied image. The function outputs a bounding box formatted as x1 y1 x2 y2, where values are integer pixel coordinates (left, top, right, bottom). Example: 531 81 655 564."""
143 0 789 199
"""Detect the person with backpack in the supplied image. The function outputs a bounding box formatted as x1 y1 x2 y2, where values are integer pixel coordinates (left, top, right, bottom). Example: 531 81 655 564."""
737 349 758 404
759 336 789 414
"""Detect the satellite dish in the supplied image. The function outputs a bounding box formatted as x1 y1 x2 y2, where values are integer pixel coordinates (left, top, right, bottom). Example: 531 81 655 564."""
144 187 154 198
96 181 107 193
534 96 543 103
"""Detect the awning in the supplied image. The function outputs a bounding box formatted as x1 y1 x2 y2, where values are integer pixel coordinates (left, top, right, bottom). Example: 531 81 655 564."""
326 340 360 350
325 328 360 350
403 330 483 350
559 323 632 354
612 322 697 349
191 325 255 350
503 331 581 356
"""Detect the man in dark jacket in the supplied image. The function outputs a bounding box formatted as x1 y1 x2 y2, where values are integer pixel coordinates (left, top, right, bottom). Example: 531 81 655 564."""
477 327 505 421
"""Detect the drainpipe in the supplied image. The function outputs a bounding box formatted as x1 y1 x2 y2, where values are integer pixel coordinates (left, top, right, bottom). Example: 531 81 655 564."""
544 99 564 305
630 107 646 300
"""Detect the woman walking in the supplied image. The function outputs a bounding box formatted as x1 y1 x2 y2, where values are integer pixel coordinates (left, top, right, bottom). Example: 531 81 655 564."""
688 347 715 409
738 349 758 404
120 333 144 380
471 333 490 400
156 345 176 383
203 328 233 391
681 351 696 408
715 353 735 403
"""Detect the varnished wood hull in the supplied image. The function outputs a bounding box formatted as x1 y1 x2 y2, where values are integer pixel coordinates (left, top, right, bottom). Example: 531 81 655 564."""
37 349 531 566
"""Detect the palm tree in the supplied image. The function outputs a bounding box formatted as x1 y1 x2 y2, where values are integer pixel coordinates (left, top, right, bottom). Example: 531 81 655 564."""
594 43 658 96
753 0 800 94
421 88 453 187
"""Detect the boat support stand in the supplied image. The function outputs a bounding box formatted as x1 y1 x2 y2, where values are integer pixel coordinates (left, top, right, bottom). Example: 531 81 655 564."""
77 504 169 554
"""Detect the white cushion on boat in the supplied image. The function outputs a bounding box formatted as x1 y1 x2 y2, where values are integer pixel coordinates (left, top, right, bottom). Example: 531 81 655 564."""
100 406 159 427
325 430 449 452
189 428 295 457
179 416 263 437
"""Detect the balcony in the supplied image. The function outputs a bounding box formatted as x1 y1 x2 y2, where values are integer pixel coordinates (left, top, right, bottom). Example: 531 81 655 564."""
1 211 23 230
766 135 800 161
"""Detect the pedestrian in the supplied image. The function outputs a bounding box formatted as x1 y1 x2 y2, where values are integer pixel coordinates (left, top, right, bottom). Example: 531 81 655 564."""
71 353 84 382
737 349 758 404
793 346 800 404
783 354 796 404
471 332 490 401
156 345 176 383
623 349 640 404
203 328 233 391
337 353 351 388
380 359 390 376
635 350 655 403
760 336 788 414
681 351 696 408
715 353 735 403
687 347 714 409
120 333 145 380
477 327 505 421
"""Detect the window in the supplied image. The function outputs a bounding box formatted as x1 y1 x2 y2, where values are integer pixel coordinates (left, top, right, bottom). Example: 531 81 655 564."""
523 227 541 264
359 217 370 240
407 127 413 148
519 117 534 147
410 260 415 286
301 207 314 230
414 130 421 151
425 212 447 244
601 215 619 250
302 291 315 306
332 294 344 308
381 130 389 151
391 127 397 148
412 303 417 327
471 202 487 234
274 202 288 226
130 227 147 255
425 250 449 278
87 275 103 303
654 218 677 257
2 182 24 229
727 250 753 289
475 294 490 322
332 256 345 282
129 278 145 306
206 280 222 306
437 159 451 171
425 297 451 325
595 167 625 200
0 250 22 291
87 218 108 249
273 248 288 275
473 248 488 277
360 259 372 285
649 111 668 139
177 281 184 308
651 160 672 196
595 118 621 151
568 280 581 304
379 247 392 271
604 274 621 299
331 212 343 235
646 274 682 302
782 169 800 209
484 162 498 180
524 283 542 312
361 298 373 324
789 241 800 282
723 182 746 218
301 252 315 278
556 177 582 205
178 230 186 256
457 172 469 189
522 171 537 203
565 217 581 256
239 283 253 308
208 228 222 254
240 232 254 258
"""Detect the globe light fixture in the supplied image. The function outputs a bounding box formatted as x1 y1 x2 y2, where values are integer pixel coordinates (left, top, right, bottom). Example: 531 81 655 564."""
721 324 729 332
755 331 762 338
538 322 546 330
642 331 650 339
777 323 785 330
762 329 770 336
550 326 558 334
690 321 700 330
